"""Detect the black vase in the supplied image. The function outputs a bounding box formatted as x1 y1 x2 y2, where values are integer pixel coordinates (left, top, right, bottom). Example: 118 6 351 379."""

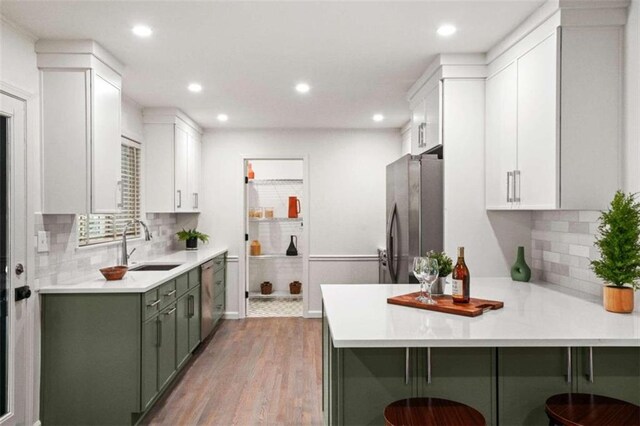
186 237 198 250
286 235 298 256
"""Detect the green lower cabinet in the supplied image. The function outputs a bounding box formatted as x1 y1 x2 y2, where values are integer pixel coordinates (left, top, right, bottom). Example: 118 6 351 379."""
41 294 141 425
575 346 640 405
417 347 496 425
176 295 191 369
158 305 177 390
141 318 160 411
498 347 573 426
338 347 417 425
188 286 201 352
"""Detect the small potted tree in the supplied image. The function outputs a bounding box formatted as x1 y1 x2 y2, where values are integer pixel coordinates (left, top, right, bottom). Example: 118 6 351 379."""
176 228 210 251
425 250 453 296
591 191 640 313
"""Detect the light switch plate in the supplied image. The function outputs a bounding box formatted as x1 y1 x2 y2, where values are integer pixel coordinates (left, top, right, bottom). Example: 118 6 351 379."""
37 231 50 253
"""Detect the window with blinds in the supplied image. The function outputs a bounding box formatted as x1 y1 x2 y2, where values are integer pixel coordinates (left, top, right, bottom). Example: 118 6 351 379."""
78 140 142 246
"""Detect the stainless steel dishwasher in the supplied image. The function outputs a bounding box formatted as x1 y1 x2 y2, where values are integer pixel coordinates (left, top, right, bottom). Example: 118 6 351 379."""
200 260 215 340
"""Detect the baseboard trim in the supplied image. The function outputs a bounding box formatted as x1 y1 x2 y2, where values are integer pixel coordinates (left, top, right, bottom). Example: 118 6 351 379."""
33 421 42 426
223 311 239 319
309 255 379 262
306 310 322 318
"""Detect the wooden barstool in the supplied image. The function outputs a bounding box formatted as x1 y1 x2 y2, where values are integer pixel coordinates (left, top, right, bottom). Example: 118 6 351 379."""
384 397 486 426
545 393 640 426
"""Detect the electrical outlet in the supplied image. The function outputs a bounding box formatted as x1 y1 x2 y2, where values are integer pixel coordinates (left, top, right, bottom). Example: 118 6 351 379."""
37 231 50 253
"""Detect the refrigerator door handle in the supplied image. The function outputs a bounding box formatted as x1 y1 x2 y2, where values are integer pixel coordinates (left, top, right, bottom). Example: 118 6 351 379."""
387 203 398 283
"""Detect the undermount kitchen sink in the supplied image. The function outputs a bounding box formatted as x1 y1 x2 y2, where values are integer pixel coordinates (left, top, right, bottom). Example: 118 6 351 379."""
129 263 182 272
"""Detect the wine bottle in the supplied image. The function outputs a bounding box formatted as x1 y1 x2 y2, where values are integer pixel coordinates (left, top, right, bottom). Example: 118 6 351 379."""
452 246 470 303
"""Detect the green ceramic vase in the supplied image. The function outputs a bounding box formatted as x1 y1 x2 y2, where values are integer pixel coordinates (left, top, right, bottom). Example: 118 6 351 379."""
511 246 531 282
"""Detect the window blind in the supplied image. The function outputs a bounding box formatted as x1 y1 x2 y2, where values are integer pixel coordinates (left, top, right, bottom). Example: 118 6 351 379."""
78 140 141 246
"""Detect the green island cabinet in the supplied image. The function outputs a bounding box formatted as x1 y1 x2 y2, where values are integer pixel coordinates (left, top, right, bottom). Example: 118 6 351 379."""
323 315 640 426
41 254 227 425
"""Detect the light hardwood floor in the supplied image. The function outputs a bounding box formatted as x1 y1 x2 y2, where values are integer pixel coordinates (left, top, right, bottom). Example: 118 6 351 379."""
142 318 323 426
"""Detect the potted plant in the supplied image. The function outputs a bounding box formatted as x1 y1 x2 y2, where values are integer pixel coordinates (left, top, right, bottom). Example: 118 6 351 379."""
591 191 640 313
176 228 210 251
425 250 453 296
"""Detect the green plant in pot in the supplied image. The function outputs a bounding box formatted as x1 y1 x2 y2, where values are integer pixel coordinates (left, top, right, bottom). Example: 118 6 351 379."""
591 191 640 313
176 228 209 251
425 250 453 296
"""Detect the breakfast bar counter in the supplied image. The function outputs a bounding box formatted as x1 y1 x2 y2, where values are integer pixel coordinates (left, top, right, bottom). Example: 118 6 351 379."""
320 279 640 426
321 279 640 348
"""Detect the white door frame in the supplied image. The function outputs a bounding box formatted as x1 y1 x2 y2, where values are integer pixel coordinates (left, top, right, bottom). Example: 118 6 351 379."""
238 154 311 319
0 87 31 425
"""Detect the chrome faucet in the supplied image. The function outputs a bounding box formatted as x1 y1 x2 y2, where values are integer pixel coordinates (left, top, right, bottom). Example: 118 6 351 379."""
121 220 152 266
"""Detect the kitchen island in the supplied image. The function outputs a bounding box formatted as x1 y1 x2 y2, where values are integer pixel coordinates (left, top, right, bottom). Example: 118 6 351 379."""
321 279 640 426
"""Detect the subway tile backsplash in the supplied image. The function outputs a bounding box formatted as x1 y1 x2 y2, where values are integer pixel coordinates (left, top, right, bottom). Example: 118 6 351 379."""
531 210 602 296
34 213 182 287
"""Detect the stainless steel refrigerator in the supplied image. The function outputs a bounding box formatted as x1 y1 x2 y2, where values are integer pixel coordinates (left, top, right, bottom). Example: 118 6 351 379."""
380 154 443 283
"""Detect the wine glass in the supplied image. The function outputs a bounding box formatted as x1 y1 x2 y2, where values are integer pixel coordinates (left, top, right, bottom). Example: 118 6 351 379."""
422 257 439 305
412 257 428 302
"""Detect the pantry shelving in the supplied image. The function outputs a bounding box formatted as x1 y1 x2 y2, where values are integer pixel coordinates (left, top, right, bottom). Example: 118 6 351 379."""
243 159 306 317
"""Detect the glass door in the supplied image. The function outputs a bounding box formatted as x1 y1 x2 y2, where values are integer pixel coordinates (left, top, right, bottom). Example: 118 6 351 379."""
0 115 7 417
0 92 29 425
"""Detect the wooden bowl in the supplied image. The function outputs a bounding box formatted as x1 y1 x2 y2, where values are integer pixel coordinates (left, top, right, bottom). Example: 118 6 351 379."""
100 266 128 281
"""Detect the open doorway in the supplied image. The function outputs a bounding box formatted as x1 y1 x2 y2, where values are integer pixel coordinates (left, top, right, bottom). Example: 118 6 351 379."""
242 158 309 318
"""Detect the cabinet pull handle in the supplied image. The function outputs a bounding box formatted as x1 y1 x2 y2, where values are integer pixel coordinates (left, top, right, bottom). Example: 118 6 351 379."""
157 319 162 347
405 348 410 385
165 289 176 297
514 170 521 203
193 193 199 209
165 307 177 315
507 172 513 203
587 347 594 383
147 299 160 308
426 348 432 384
566 347 572 383
177 190 182 208
188 295 194 317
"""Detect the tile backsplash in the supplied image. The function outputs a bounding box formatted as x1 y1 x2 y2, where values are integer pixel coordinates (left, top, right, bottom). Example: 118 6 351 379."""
34 213 182 287
531 210 602 296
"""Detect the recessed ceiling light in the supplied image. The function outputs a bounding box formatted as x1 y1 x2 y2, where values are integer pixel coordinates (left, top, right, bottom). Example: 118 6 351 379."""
217 114 228 122
373 114 384 122
437 24 457 37
295 83 311 94
188 83 202 93
132 25 152 37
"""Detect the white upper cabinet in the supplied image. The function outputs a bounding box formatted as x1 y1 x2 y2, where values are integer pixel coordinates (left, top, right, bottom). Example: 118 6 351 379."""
187 132 201 211
485 9 623 211
516 33 558 210
143 109 202 213
485 62 518 209
37 40 123 214
409 78 442 155
92 73 122 213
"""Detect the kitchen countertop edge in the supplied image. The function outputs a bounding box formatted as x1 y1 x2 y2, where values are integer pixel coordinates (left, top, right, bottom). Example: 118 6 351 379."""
38 246 229 294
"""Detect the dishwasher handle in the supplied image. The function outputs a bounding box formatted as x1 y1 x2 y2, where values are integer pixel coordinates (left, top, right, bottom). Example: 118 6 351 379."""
201 260 215 271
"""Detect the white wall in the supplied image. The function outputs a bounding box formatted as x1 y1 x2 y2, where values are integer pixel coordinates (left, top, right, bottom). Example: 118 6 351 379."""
200 128 401 316
122 94 144 142
625 0 640 193
0 16 40 425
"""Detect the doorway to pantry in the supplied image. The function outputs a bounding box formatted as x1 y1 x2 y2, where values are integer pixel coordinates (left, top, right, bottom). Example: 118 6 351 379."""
241 157 310 318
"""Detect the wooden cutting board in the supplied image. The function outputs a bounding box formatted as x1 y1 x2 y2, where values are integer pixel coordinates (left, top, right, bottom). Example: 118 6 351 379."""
387 292 504 317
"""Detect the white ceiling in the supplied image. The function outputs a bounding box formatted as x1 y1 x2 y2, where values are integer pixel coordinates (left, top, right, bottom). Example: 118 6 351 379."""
1 1 544 129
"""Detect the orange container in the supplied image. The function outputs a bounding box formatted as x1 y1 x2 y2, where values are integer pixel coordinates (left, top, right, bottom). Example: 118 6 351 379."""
288 196 301 218
250 240 261 256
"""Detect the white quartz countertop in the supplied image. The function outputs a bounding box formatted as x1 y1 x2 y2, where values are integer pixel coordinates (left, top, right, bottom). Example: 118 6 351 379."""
321 279 640 348
38 246 228 294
